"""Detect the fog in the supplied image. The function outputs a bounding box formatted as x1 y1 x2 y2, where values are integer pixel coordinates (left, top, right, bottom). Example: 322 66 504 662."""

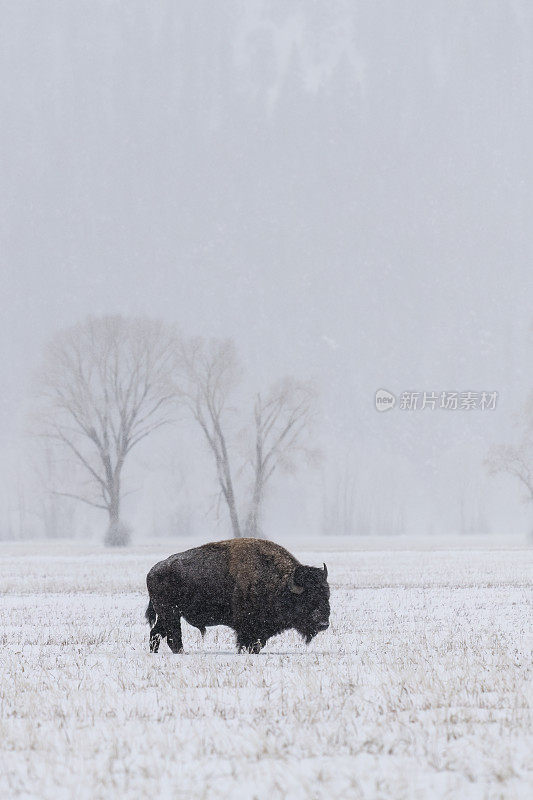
1 0 532 540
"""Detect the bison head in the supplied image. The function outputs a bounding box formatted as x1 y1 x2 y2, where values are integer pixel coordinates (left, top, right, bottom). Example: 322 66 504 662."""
287 562 330 643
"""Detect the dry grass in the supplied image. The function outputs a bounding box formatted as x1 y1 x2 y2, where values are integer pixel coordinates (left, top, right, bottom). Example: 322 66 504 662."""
0 538 531 799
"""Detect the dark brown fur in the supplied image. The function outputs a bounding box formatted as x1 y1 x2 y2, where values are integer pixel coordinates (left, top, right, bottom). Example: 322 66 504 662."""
145 538 330 653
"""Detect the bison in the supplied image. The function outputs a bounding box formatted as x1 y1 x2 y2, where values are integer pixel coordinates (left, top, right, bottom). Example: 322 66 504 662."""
145 538 330 653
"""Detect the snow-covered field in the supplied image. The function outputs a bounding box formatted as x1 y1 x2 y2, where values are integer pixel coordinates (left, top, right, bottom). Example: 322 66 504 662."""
1 537 531 799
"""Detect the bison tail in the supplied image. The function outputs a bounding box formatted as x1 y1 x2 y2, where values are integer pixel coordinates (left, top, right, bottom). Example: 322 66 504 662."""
145 599 156 627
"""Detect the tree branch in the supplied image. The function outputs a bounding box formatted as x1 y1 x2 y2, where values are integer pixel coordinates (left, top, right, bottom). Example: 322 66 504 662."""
52 491 108 510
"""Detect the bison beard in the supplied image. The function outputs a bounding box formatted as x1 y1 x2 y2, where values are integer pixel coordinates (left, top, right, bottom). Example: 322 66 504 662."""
145 538 330 653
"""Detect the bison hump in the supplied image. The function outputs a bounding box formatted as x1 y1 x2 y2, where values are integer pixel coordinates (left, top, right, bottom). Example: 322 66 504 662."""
226 538 298 595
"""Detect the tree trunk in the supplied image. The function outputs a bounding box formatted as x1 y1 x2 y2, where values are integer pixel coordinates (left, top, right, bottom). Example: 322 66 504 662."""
225 485 242 538
245 472 263 538
229 505 242 538
109 493 120 526
244 505 259 537
215 427 242 538
104 488 130 547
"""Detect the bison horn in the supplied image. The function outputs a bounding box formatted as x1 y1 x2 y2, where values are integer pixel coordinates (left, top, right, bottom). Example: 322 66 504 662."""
288 573 304 594
323 563 328 579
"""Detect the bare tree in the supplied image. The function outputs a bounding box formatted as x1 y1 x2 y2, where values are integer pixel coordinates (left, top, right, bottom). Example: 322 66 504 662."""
176 338 318 538
176 337 243 537
35 316 178 545
244 379 318 537
486 442 533 502
485 396 533 528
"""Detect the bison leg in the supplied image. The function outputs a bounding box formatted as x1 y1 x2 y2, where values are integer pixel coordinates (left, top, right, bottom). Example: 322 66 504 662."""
149 618 166 653
166 615 183 654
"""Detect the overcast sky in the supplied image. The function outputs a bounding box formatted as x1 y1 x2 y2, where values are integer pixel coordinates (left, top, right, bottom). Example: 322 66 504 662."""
1 1 532 538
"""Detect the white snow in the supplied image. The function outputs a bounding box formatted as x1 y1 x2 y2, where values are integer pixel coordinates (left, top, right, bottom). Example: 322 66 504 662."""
0 537 531 799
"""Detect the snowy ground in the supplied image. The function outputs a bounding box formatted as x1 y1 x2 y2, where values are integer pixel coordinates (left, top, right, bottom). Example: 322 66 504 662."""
0 537 531 799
